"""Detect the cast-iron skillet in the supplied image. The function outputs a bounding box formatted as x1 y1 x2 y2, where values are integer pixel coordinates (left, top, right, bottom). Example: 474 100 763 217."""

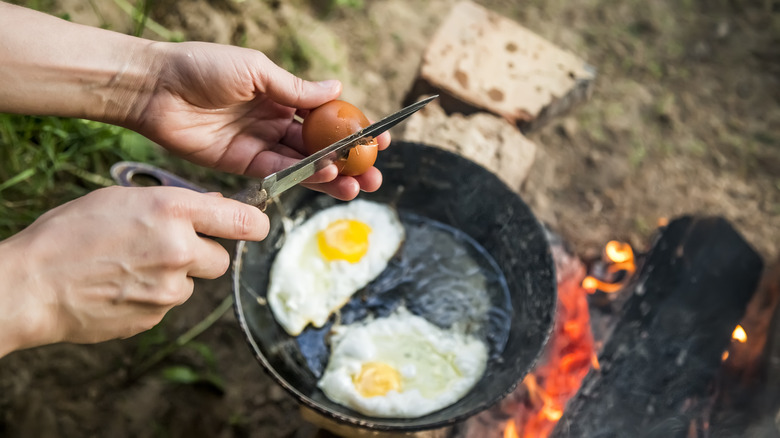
232 142 556 432
113 141 556 432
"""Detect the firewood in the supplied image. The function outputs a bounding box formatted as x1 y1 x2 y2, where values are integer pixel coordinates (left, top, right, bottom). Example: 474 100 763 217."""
550 217 764 438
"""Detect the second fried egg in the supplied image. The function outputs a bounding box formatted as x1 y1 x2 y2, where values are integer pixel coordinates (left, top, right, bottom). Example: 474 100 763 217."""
317 309 488 418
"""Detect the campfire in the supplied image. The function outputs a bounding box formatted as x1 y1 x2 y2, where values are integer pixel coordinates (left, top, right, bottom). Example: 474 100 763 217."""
449 216 769 438
502 237 638 438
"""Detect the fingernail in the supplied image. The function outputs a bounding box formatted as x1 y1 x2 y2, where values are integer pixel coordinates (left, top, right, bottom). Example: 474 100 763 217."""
205 192 224 197
316 79 340 89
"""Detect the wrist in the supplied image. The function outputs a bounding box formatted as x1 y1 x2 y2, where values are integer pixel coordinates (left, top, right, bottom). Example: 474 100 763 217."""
112 40 169 130
98 38 169 129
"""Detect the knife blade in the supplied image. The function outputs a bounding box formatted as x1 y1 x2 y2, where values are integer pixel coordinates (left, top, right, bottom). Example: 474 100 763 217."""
232 95 437 210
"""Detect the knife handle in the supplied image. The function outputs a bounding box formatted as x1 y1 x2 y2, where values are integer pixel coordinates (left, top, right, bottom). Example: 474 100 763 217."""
111 162 270 211
110 161 208 193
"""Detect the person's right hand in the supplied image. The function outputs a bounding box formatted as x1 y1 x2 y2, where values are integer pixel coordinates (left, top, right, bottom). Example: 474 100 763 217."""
0 186 268 356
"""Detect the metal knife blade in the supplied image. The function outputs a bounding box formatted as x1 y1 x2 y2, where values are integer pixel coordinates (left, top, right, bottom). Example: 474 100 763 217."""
232 95 437 209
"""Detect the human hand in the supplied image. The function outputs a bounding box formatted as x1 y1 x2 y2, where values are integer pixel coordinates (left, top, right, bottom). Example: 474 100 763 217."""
128 42 389 201
0 186 267 355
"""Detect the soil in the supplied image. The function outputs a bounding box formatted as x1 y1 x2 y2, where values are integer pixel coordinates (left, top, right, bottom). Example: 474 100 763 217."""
1 0 778 437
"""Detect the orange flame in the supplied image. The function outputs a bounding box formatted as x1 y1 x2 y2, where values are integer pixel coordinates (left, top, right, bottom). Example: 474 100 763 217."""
504 419 518 438
510 265 596 438
732 325 747 343
582 276 625 294
605 241 633 263
582 241 636 294
721 350 729 362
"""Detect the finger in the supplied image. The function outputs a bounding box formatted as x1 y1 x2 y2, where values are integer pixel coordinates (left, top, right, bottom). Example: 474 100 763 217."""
281 121 306 154
183 191 270 241
302 177 360 201
257 56 342 109
187 237 231 280
366 119 392 151
354 167 382 193
244 150 339 183
376 130 391 151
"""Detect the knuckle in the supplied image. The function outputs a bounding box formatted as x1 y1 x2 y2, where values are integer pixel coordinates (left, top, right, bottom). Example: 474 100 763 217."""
233 207 254 238
290 76 307 104
159 239 195 268
151 194 186 219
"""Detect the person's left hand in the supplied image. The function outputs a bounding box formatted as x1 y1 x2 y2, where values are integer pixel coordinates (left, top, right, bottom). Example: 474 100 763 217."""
127 41 389 201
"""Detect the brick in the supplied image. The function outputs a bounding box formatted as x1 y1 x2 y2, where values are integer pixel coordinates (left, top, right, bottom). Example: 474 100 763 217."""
397 99 536 192
406 1 596 132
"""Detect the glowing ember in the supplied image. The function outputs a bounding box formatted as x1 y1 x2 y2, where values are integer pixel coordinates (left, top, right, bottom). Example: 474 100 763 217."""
591 352 601 370
732 325 747 343
582 276 625 294
509 260 596 438
581 276 598 291
721 350 729 361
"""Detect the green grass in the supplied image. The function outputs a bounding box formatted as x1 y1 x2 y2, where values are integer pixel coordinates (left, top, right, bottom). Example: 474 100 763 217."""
0 114 165 239
0 0 189 240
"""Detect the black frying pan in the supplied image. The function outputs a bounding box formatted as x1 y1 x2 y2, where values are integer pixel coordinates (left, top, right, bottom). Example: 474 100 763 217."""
232 142 556 432
113 142 556 432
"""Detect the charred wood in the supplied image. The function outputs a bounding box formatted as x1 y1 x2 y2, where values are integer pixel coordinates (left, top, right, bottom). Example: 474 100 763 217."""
709 258 780 437
551 216 764 438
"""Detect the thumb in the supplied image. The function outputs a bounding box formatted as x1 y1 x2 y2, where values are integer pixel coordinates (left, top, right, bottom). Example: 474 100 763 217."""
260 59 342 109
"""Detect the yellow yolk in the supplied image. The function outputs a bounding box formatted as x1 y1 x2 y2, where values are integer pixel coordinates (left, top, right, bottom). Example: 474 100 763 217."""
317 219 371 263
353 362 402 397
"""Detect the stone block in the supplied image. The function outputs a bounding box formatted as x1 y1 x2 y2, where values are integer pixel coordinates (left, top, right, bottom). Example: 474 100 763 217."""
396 99 536 192
405 1 596 132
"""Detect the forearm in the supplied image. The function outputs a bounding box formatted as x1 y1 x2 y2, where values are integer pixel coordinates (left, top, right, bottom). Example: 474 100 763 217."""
0 2 164 126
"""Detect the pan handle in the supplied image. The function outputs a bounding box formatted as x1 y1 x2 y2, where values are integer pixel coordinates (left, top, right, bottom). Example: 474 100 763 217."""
110 161 209 193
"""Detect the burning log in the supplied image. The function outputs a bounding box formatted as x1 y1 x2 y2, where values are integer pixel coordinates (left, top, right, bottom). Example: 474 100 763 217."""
707 258 780 437
550 216 764 438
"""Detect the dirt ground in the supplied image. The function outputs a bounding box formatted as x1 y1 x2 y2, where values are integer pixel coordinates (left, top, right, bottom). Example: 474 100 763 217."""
1 0 778 436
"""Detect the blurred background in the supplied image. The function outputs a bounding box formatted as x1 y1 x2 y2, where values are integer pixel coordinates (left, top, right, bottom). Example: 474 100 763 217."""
0 0 777 436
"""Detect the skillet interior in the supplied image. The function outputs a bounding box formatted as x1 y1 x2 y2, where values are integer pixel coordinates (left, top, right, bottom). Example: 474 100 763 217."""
232 142 556 431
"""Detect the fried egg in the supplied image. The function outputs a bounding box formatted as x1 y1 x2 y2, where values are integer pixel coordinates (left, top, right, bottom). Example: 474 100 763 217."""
268 200 404 336
317 309 488 418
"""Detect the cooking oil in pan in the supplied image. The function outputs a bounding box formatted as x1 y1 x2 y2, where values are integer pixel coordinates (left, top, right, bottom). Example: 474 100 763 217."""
297 212 512 377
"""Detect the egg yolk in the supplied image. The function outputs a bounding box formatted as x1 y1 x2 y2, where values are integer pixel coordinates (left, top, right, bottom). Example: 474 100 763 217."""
317 219 372 263
353 362 402 397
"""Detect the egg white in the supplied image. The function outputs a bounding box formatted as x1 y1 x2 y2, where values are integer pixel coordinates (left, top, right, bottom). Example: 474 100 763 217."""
267 200 404 336
317 309 488 418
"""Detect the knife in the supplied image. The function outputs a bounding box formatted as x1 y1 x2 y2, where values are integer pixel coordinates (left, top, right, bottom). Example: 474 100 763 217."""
231 95 437 210
110 95 437 210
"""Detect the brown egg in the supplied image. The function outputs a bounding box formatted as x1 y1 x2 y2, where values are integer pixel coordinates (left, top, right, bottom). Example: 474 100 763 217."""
302 100 378 176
